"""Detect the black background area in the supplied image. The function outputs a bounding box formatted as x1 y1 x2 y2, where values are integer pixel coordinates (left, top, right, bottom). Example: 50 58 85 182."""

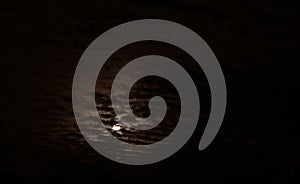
0 0 299 183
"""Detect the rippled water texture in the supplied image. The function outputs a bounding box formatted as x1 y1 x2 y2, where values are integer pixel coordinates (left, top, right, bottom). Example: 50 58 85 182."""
1 0 298 182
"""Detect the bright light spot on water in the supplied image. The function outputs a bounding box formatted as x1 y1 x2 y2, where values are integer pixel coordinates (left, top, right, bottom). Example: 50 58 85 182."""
112 124 121 131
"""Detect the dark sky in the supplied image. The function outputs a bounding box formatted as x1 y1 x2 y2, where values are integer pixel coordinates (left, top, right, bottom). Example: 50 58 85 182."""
0 0 299 183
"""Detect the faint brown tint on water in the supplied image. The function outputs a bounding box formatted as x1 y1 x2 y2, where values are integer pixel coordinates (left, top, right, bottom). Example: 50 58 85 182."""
95 41 211 145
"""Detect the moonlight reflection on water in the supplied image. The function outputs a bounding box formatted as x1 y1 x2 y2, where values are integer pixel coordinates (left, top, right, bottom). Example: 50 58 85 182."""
112 124 122 131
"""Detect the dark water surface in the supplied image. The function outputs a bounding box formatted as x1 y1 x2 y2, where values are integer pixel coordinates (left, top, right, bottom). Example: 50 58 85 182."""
1 0 299 182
